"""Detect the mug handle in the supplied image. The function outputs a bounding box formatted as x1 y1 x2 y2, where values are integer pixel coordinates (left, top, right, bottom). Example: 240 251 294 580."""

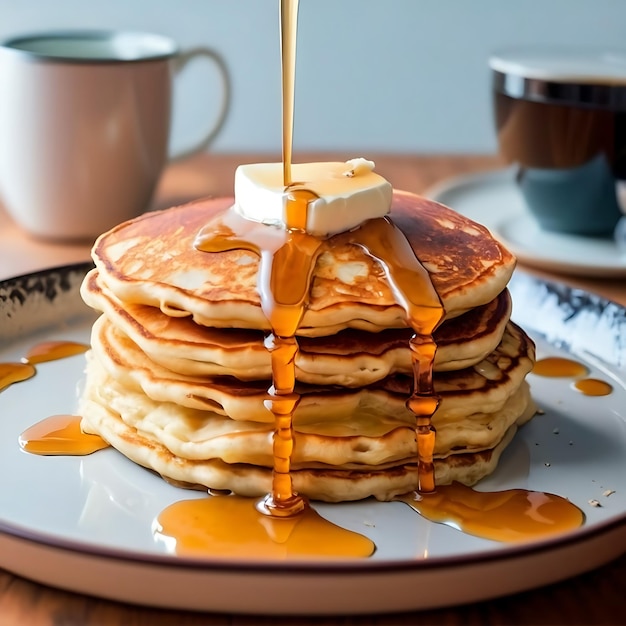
169 46 231 161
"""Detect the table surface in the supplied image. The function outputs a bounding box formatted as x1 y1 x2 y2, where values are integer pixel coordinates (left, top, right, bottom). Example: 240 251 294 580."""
1 152 625 626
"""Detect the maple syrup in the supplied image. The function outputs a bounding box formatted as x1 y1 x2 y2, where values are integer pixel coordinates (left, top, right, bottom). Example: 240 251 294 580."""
197 201 325 516
0 362 36 392
533 356 588 378
399 482 584 543
197 0 338 517
572 378 613 396
19 414 109 456
280 0 298 187
0 340 88 393
533 355 613 397
22 340 88 365
155 495 375 559
333 215 444 492
197 208 444 510
4 341 107 454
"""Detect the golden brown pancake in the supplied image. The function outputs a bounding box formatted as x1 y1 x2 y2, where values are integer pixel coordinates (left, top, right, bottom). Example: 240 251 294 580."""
81 351 534 467
82 314 535 463
88 313 534 417
80 376 526 502
81 268 512 385
79 187 536 503
90 191 515 336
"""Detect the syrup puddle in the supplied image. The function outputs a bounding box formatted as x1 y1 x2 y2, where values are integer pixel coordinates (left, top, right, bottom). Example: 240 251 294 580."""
398 482 584 543
0 340 89 394
154 495 375 559
572 378 613 397
0 362 36 391
22 340 89 365
533 356 588 378
19 414 110 456
533 356 613 397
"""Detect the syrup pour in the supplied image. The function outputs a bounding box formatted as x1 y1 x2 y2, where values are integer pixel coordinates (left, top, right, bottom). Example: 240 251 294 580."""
398 482 585 543
155 495 374 559
197 0 444 506
19 414 109 456
200 0 335 517
280 0 298 187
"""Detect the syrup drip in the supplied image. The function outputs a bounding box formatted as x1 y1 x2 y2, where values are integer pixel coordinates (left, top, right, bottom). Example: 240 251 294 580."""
19 414 109 456
196 206 324 332
261 334 305 516
334 216 444 492
154 495 375 559
196 211 443 506
0 362 36 392
22 340 89 365
284 185 318 231
197 199 324 516
398 482 584 542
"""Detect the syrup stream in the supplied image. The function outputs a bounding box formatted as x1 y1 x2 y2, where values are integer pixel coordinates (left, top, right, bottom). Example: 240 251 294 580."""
280 0 299 187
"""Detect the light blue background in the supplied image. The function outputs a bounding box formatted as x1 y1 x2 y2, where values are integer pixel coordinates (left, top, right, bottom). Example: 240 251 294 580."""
1 0 625 154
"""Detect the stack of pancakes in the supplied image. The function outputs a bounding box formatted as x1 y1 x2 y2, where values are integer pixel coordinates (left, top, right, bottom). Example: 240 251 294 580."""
79 190 536 502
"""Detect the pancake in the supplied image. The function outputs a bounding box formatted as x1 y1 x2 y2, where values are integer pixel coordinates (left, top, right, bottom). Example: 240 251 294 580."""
79 186 537 503
80 380 523 502
80 353 534 468
81 268 512 385
90 190 516 336
88 312 534 427
81 313 535 469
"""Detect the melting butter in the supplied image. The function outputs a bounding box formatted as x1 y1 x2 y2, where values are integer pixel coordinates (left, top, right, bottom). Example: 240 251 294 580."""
234 160 392 236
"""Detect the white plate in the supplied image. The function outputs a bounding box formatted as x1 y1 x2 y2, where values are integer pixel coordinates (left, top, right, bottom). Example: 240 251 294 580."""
427 168 626 278
0 264 625 615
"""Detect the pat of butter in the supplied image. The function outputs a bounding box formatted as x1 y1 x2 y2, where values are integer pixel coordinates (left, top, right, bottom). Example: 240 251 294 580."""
233 160 392 236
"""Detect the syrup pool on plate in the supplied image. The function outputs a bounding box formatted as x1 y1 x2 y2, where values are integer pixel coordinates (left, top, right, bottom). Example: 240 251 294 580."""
533 355 613 396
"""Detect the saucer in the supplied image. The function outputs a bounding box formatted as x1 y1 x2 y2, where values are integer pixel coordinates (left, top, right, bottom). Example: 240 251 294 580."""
427 168 626 278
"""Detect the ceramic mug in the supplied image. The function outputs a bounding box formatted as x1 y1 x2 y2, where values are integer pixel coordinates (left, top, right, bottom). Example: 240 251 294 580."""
490 46 626 238
0 30 230 241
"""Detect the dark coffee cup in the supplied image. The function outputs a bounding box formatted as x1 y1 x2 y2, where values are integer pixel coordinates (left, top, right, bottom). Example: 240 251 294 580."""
490 46 626 237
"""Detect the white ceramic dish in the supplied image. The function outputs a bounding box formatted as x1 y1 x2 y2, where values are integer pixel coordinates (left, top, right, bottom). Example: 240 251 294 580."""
0 264 625 615
427 168 626 278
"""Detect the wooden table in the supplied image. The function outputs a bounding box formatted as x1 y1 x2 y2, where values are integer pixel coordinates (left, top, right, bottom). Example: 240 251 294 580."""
1 153 625 625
